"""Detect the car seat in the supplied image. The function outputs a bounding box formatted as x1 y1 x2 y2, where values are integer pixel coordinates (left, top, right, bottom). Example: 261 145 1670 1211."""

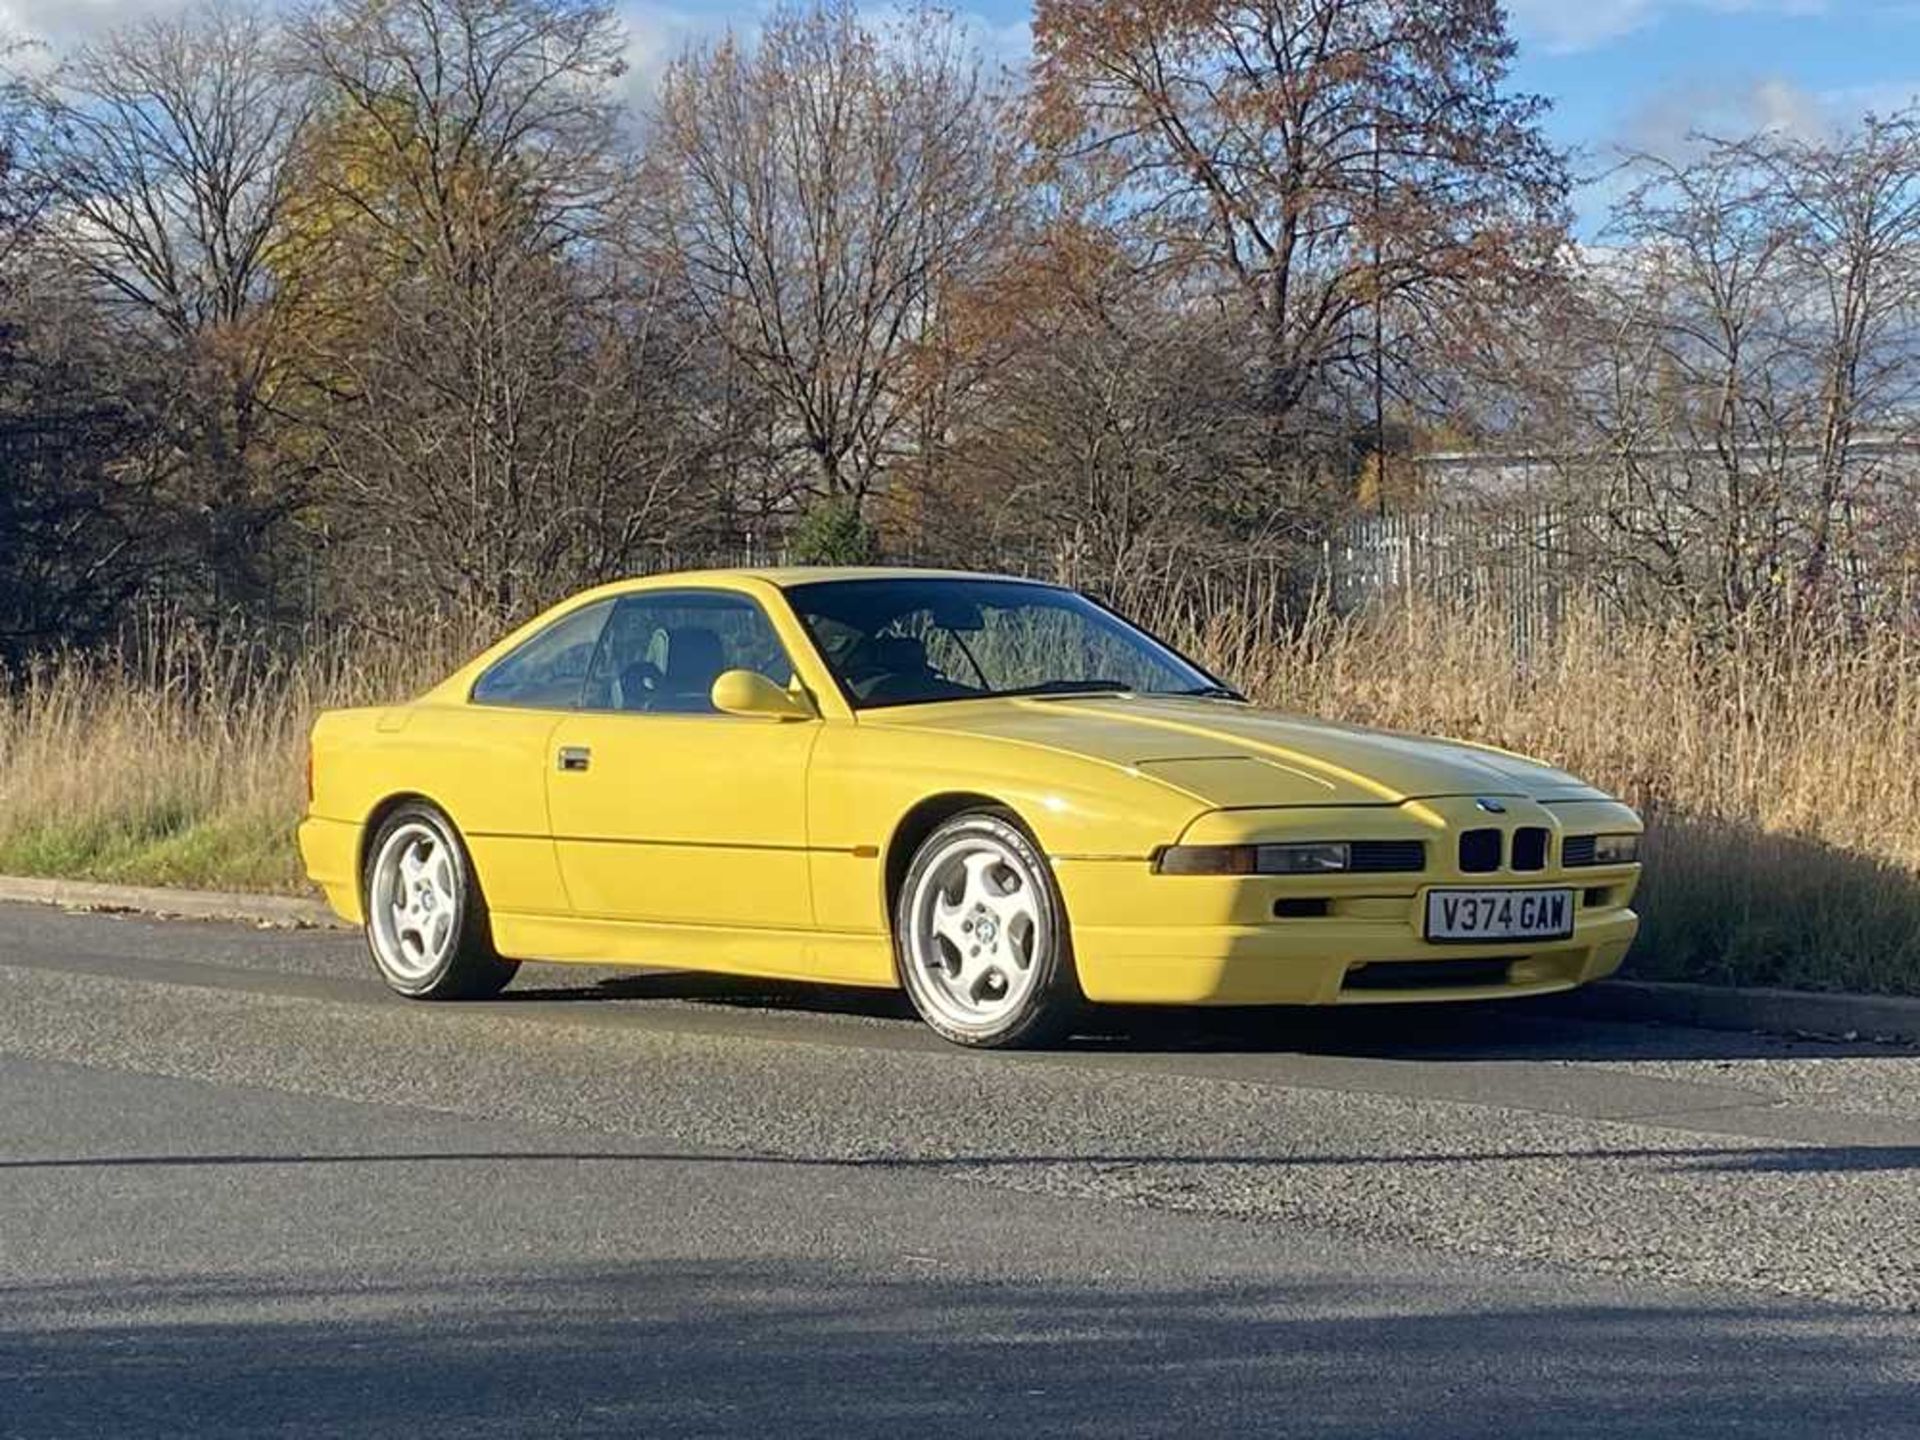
652 627 727 712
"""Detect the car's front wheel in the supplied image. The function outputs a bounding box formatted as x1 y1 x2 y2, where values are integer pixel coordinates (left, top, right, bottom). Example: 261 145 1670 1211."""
362 802 518 1000
895 811 1079 1048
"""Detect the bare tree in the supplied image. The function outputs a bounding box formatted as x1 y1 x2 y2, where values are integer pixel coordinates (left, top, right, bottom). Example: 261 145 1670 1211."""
22 0 314 612
285 0 693 617
288 0 624 277
1504 109 1920 629
0 44 47 270
921 230 1277 602
0 272 180 659
28 1 309 335
1032 0 1569 516
1760 113 1920 607
642 1 1018 512
0 56 176 657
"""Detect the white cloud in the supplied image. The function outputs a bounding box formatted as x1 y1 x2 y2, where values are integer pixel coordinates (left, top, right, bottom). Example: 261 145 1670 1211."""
612 1 1033 107
1615 71 1919 162
0 0 756 69
1506 0 1661 52
1621 75 1828 156
0 0 190 52
1818 76 1920 117
615 2 746 99
1507 0 1828 55
1569 72 1914 229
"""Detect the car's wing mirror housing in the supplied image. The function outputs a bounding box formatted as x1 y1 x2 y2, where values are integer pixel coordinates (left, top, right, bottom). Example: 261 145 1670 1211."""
711 669 818 722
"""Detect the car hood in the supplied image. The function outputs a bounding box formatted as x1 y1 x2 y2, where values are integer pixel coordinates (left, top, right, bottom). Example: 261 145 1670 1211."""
872 695 1609 808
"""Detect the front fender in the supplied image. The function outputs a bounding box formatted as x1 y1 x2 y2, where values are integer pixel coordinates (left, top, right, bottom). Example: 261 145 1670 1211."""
805 722 1204 933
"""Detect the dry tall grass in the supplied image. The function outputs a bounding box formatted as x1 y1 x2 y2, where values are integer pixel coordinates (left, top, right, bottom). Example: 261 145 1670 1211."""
2 594 1916 991
0 611 486 891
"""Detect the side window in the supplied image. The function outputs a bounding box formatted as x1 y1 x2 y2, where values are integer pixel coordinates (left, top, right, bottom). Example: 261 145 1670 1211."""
471 600 613 710
583 591 794 714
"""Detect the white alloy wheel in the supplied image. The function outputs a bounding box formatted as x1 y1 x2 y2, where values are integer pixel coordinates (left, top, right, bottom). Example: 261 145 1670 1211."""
369 820 463 983
898 812 1075 1046
361 802 517 1000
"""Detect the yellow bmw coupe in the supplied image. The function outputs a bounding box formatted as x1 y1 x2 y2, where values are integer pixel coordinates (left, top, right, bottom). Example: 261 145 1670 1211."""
299 568 1642 1046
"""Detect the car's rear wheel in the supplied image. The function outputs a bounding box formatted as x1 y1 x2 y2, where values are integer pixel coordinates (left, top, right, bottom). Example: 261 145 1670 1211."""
363 802 517 1000
895 811 1079 1048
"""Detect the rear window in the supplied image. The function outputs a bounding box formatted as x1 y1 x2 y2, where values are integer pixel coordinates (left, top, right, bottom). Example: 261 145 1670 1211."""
470 600 613 710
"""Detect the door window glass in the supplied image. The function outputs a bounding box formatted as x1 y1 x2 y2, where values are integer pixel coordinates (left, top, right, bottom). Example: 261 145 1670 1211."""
583 591 794 714
471 600 614 710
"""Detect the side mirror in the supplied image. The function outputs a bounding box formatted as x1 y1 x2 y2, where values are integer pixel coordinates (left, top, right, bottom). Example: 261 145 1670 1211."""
710 668 817 722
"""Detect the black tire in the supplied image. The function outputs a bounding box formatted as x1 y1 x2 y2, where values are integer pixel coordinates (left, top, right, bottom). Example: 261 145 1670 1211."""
893 809 1081 1048
361 801 518 1000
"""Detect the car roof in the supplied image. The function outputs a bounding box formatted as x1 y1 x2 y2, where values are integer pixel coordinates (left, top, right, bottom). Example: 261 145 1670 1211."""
612 565 1062 591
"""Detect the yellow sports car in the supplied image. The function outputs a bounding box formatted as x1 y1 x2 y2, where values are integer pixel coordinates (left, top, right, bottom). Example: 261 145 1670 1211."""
299 568 1642 1047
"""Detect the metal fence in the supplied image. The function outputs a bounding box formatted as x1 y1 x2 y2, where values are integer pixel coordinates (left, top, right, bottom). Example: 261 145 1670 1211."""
1321 507 1575 641
1321 502 1920 635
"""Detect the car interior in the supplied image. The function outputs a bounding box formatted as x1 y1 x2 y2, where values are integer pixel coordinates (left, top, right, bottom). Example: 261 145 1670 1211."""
837 632 980 705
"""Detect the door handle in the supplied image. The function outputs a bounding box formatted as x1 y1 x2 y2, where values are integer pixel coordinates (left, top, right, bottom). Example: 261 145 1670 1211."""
557 745 591 773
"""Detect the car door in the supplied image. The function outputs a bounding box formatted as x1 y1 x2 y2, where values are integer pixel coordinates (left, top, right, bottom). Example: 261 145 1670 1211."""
545 587 820 930
412 596 617 916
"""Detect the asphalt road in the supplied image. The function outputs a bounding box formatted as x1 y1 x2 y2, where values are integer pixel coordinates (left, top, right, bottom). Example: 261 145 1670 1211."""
1 902 1916 1437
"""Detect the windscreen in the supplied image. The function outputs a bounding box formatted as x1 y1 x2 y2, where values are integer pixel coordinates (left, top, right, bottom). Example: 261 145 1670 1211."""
784 577 1226 709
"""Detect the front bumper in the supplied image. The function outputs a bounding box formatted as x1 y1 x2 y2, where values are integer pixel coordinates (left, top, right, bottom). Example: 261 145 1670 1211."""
1061 896 1637 1004
1054 796 1643 1006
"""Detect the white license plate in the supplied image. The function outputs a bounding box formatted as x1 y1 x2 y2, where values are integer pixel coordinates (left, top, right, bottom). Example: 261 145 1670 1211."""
1424 887 1574 942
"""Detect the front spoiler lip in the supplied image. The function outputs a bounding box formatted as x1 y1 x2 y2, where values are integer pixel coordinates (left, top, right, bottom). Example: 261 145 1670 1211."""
1062 887 1641 1005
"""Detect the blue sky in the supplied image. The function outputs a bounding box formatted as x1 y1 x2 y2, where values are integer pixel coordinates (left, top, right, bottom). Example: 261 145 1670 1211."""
6 0 1917 225
1503 1 1920 184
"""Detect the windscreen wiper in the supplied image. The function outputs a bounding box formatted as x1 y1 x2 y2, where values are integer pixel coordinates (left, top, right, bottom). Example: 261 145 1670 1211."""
997 679 1133 699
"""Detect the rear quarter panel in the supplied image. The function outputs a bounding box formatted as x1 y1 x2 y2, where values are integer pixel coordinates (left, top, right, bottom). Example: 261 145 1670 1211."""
305 702 571 922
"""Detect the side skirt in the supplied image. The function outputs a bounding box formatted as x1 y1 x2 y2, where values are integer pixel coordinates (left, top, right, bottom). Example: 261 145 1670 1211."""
488 912 898 988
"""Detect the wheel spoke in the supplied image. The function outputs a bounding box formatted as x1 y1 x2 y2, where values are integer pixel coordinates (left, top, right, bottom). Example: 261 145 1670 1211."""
430 850 456 904
931 890 975 957
953 943 994 997
959 850 1008 908
995 883 1037 931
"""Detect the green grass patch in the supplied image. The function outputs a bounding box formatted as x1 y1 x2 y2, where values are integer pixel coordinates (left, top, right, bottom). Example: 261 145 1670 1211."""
0 802 306 893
